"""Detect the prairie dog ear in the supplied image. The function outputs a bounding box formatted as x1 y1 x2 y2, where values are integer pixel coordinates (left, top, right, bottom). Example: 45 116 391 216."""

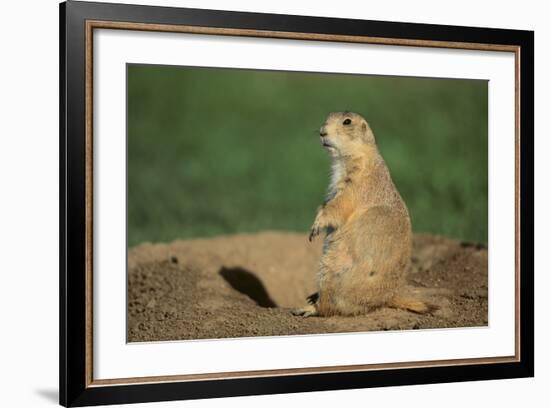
362 121 376 144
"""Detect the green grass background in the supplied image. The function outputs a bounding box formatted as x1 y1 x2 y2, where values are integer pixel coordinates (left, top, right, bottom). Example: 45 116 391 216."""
127 64 488 247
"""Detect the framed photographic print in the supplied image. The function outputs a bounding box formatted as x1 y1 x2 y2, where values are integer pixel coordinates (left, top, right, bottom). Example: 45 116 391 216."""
59 0 534 406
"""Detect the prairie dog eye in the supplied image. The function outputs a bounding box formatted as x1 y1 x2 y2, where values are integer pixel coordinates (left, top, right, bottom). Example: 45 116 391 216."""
343 118 352 125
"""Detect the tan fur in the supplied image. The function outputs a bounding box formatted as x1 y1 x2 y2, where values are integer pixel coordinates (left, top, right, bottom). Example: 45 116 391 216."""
389 294 435 314
293 112 433 317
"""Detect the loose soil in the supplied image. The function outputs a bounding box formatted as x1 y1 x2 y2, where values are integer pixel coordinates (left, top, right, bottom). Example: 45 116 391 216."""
128 232 487 342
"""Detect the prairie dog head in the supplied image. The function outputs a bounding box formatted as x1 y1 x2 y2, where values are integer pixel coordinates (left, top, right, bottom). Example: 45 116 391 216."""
319 112 375 157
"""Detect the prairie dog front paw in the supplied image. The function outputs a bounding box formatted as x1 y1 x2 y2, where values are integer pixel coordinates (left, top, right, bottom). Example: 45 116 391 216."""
309 210 325 242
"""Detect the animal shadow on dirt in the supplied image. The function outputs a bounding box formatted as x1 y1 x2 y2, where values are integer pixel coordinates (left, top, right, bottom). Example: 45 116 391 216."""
219 266 277 308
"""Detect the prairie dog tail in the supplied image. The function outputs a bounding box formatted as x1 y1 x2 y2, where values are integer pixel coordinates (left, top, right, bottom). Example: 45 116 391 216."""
389 294 437 314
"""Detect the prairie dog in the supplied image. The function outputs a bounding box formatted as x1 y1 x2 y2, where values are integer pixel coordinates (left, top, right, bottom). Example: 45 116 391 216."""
293 112 432 317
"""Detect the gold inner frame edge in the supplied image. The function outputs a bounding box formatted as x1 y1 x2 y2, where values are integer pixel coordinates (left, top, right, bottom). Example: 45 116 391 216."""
84 19 522 388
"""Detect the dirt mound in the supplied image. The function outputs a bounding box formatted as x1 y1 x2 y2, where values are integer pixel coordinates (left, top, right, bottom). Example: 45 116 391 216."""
128 232 487 342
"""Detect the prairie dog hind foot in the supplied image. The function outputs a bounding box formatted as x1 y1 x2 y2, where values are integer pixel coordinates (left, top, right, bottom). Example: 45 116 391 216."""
291 304 318 317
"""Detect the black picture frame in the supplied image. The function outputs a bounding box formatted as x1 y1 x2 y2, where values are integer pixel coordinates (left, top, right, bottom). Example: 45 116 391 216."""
60 1 534 406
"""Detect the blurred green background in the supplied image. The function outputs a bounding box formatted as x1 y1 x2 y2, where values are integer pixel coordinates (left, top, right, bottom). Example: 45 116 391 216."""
127 64 488 247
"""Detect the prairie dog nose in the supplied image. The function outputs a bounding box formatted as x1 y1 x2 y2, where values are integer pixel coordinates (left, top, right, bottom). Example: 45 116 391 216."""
319 127 328 137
